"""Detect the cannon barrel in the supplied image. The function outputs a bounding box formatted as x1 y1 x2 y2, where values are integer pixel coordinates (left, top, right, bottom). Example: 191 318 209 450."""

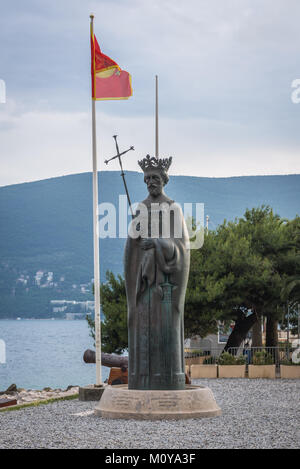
83 349 128 369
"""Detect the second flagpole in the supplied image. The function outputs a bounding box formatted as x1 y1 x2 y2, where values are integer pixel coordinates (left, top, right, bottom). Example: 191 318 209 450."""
155 75 159 158
90 14 102 387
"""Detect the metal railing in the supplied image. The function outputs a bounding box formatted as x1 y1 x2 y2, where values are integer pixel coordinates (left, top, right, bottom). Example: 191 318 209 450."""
185 346 293 368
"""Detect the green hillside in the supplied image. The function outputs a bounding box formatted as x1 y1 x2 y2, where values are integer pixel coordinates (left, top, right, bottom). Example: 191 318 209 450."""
0 172 299 318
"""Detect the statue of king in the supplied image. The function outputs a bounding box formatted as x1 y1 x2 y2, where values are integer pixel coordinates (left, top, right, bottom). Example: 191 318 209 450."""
124 155 190 390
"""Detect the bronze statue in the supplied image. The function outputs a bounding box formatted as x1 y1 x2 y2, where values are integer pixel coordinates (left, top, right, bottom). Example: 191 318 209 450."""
124 155 190 390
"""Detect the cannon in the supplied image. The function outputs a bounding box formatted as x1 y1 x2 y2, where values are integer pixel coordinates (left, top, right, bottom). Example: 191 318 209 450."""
83 349 191 385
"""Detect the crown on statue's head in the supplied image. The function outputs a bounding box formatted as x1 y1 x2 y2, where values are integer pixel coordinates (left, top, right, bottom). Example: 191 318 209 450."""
138 155 172 173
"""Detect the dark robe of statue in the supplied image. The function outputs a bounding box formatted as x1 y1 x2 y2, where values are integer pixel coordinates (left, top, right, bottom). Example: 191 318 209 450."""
124 156 190 390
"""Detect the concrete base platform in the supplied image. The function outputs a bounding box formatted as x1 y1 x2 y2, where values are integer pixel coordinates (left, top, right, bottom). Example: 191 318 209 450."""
95 384 221 420
79 384 106 401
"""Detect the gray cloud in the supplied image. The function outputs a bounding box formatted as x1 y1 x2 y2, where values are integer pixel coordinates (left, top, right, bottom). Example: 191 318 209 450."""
0 0 299 185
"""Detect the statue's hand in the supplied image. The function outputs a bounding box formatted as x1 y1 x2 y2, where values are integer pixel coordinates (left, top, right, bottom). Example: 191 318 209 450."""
141 238 155 250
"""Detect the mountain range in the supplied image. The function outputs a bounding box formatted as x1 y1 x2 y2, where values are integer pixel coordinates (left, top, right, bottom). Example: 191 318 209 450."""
0 171 299 318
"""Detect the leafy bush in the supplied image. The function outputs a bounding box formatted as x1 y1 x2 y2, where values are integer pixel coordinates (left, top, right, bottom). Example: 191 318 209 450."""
218 352 246 365
218 352 236 365
253 350 274 365
235 355 247 365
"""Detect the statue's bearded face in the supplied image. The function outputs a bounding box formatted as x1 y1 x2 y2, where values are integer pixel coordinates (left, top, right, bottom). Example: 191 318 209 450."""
144 171 164 197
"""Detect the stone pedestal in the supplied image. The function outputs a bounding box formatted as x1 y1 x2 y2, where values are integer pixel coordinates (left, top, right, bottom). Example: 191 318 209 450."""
79 384 105 401
95 384 221 420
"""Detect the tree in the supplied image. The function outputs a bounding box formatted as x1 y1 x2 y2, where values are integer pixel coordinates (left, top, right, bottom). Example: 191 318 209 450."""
187 216 271 351
234 206 288 348
280 216 300 305
279 216 300 335
184 231 222 339
87 271 127 354
186 207 299 350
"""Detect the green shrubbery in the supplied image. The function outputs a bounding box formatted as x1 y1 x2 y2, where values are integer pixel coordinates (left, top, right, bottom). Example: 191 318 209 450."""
218 352 246 365
252 350 274 365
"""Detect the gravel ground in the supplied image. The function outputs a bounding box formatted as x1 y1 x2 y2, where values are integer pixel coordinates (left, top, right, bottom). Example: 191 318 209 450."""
0 379 299 449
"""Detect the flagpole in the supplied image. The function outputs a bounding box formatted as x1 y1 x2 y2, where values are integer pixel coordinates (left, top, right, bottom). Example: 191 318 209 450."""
90 14 102 386
155 75 159 158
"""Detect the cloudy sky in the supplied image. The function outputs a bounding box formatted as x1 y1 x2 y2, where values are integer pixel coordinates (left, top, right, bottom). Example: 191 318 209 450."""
0 0 300 186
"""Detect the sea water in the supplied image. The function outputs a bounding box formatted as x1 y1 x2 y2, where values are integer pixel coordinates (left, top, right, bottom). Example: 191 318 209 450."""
0 320 109 391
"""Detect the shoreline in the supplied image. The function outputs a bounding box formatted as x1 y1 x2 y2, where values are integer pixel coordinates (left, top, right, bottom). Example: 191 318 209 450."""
0 384 79 408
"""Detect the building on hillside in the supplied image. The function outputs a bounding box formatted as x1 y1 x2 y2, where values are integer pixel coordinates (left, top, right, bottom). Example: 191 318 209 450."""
50 300 94 319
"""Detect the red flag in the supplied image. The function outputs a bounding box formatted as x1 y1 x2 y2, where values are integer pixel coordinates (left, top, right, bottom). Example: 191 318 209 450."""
90 33 132 100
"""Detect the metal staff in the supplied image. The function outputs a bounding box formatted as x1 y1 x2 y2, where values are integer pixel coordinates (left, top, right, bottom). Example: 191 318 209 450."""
90 14 102 386
155 75 159 158
105 135 135 218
